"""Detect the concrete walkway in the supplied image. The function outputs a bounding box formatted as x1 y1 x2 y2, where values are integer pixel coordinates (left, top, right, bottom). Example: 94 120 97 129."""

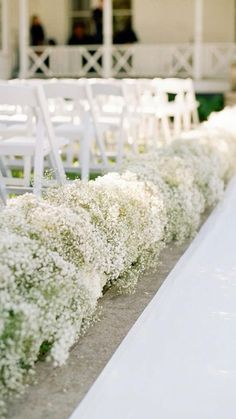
70 177 236 419
7 241 190 419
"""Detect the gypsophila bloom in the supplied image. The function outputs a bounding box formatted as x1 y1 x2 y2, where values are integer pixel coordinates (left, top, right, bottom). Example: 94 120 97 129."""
46 172 166 292
1 105 236 416
0 229 97 413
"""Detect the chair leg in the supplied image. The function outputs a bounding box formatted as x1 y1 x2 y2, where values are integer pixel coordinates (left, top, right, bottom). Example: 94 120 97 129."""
161 115 172 144
0 157 8 177
131 120 139 156
49 146 66 185
193 108 200 126
64 142 74 168
148 116 156 149
183 110 191 132
151 117 160 151
116 129 124 169
33 147 44 197
23 156 32 188
173 111 181 137
79 133 90 181
0 171 7 205
94 123 110 170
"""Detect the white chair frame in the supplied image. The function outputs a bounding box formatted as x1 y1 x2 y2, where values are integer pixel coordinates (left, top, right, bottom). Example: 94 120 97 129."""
0 83 66 196
43 80 93 181
87 79 127 170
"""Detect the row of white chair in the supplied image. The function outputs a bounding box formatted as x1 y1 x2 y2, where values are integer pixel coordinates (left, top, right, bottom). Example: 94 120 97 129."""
123 77 199 143
0 77 199 199
0 79 127 188
10 76 199 148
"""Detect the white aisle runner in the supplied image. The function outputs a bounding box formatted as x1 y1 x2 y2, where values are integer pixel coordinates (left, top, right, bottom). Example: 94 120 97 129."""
70 177 236 419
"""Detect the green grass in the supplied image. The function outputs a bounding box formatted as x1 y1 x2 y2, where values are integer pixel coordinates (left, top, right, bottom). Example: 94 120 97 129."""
66 171 102 181
196 93 224 122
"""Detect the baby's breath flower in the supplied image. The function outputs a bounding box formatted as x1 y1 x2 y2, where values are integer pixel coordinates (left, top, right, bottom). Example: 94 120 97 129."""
1 108 236 416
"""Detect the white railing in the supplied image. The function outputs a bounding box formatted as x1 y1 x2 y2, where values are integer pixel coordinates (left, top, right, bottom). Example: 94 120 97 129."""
131 44 194 78
26 44 194 79
13 42 236 80
27 46 104 78
202 43 236 78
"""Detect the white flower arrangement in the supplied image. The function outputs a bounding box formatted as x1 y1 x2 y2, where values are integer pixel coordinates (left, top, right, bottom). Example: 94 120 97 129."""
1 108 236 416
0 194 107 291
0 229 96 415
45 172 167 291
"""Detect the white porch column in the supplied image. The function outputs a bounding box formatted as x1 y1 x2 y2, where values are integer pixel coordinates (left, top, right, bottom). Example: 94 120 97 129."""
2 0 9 53
103 0 113 78
19 0 29 78
0 0 11 79
193 0 203 80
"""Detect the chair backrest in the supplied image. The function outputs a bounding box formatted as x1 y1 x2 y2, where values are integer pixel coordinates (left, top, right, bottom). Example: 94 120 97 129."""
136 78 156 98
153 78 199 129
43 80 88 101
43 79 90 123
183 78 198 106
121 78 139 108
0 83 39 107
87 79 126 114
0 82 61 145
0 82 40 135
153 77 195 100
154 77 184 92
88 79 123 97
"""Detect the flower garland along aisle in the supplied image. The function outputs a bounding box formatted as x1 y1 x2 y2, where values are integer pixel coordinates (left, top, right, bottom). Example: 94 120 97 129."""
1 109 236 415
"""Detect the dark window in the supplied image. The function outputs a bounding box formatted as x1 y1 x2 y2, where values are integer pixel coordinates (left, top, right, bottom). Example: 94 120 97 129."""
69 0 133 40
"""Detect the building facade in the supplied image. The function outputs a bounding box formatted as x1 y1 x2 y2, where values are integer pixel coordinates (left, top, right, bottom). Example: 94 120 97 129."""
0 0 235 88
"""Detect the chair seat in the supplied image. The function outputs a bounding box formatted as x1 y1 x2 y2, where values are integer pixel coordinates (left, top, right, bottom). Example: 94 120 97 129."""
0 114 28 123
0 123 7 131
0 136 68 155
0 123 29 137
98 115 121 127
55 123 84 140
51 115 75 125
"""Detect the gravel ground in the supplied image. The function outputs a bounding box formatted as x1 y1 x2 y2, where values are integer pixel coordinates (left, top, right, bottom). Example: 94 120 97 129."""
7 240 191 419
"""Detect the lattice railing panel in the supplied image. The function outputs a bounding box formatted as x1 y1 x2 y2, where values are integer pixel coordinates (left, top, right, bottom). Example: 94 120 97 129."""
202 43 236 78
27 46 104 78
25 43 236 80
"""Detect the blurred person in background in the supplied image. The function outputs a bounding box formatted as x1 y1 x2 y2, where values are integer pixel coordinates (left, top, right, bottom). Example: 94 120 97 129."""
114 20 138 44
92 0 103 44
68 22 93 45
30 15 45 46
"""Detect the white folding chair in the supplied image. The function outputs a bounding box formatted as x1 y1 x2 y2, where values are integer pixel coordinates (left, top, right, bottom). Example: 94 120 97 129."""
43 80 93 180
129 78 172 147
184 78 200 128
87 79 127 170
0 83 66 196
153 78 199 136
121 78 142 154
